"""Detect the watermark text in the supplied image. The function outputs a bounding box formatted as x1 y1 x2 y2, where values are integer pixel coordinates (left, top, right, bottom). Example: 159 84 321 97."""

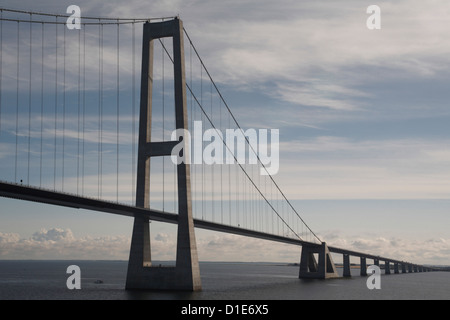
171 121 279 176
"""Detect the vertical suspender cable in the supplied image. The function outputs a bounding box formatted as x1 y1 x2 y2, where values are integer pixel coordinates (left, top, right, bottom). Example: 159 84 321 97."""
131 22 136 204
62 25 66 191
53 17 58 190
116 21 120 202
27 14 32 185
15 21 19 183
172 34 176 214
236 145 239 226
190 41 197 218
228 113 231 225
220 98 223 224
40 22 44 187
98 21 101 198
244 163 247 228
82 25 86 195
258 161 261 231
100 23 103 199
98 21 102 198
201 66 204 220
162 38 165 211
210 80 214 222
0 9 2 136
77 25 81 195
189 39 193 215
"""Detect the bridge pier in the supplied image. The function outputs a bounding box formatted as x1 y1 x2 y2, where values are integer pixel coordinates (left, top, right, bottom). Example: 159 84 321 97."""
360 257 367 276
299 242 339 279
385 261 391 275
394 262 399 274
343 254 351 277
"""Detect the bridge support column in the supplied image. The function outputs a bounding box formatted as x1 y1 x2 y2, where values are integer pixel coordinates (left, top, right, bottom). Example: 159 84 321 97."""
343 254 351 277
299 242 339 279
126 18 201 291
394 262 399 274
385 261 391 275
360 257 367 276
402 264 407 273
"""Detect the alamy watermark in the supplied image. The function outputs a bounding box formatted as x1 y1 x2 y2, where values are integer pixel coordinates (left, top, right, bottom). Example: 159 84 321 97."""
366 265 381 290
66 5 381 31
66 5 81 30
170 121 279 176
366 5 381 30
66 265 81 290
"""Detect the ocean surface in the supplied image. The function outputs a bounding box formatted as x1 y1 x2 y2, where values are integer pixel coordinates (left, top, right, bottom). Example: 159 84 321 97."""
0 260 449 300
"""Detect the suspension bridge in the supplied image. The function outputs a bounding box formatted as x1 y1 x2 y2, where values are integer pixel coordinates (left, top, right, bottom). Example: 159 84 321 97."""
0 8 438 291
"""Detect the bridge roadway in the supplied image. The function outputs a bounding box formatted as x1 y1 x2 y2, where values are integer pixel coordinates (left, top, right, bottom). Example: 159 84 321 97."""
0 181 432 272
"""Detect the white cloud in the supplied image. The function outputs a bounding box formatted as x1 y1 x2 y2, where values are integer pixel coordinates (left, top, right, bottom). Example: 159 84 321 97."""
273 82 367 111
0 228 130 260
178 0 450 111
0 232 20 244
31 228 75 242
4 0 450 87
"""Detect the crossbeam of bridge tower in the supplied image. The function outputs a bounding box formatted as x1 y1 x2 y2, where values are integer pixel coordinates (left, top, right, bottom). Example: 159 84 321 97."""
126 18 201 291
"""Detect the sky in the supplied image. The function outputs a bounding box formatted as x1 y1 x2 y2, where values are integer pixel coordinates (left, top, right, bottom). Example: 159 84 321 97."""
0 0 449 265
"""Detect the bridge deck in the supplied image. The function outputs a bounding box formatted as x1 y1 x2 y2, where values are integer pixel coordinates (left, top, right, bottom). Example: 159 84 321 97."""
0 181 419 267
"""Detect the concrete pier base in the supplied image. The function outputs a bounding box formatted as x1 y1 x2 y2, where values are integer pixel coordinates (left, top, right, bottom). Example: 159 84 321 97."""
125 215 201 291
299 242 339 279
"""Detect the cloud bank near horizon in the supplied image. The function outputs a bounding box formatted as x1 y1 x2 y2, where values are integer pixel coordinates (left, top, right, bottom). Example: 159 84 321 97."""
1 227 449 265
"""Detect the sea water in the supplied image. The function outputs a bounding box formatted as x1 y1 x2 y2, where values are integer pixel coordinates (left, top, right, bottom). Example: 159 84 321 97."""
0 260 449 300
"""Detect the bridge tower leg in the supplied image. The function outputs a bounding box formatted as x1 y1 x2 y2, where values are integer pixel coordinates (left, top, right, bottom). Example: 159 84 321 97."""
126 18 201 291
299 242 339 279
